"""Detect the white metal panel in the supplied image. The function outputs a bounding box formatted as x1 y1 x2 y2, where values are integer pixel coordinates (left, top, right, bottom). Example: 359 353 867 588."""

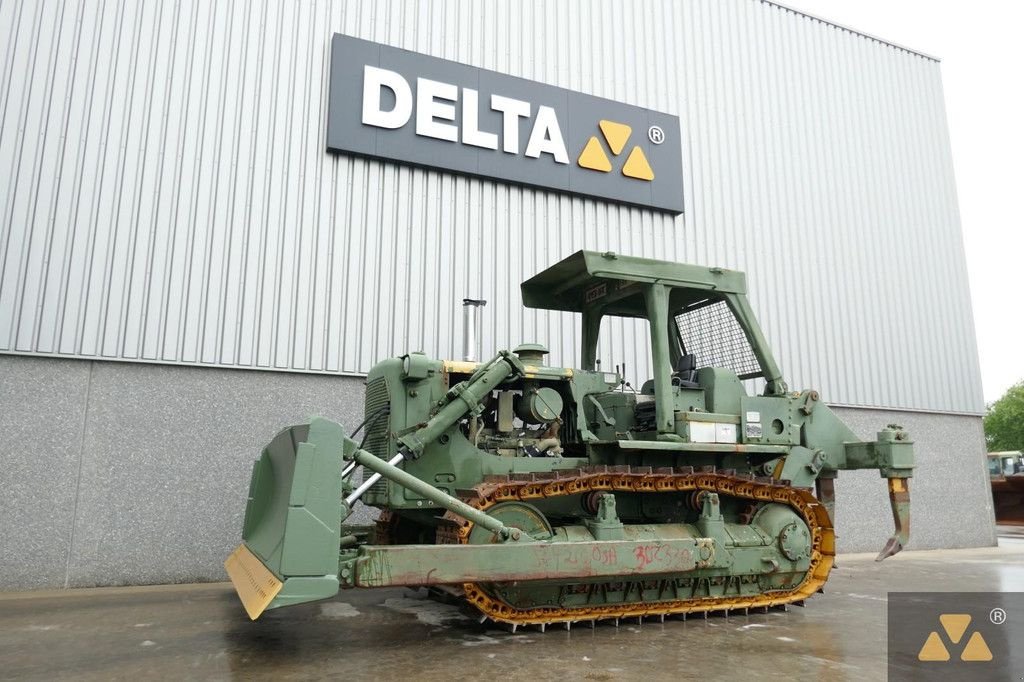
0 0 984 414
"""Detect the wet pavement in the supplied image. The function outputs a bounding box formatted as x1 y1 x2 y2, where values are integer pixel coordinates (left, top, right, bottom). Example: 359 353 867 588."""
2 539 1023 681
998 524 1024 538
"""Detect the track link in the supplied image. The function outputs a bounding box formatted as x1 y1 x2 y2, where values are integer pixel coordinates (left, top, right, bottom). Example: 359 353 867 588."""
436 464 835 626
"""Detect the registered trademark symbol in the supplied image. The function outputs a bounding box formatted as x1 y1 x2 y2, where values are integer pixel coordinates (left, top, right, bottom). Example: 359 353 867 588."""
990 607 1006 625
648 125 665 145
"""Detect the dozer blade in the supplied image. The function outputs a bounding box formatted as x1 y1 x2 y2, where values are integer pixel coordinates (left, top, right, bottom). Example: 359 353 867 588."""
225 418 349 619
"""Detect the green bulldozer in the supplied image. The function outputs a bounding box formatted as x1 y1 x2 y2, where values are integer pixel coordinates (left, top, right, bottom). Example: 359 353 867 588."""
225 251 914 626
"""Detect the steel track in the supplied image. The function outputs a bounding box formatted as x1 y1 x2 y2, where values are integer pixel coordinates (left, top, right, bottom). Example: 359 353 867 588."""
436 465 836 626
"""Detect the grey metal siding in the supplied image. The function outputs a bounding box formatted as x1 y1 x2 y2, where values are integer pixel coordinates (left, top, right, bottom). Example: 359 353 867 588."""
0 0 983 414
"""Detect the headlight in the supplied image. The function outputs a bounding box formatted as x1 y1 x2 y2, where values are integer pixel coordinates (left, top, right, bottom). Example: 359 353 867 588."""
401 352 430 382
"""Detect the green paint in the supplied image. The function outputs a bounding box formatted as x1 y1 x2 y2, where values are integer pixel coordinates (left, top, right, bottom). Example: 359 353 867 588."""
231 251 915 618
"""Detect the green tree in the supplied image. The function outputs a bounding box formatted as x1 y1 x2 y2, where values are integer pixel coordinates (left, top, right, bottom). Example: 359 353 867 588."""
984 381 1024 451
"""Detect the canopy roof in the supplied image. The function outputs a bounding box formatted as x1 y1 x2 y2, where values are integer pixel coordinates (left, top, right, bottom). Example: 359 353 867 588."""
521 251 747 314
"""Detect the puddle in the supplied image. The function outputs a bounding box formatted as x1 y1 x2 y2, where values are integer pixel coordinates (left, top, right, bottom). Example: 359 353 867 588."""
458 634 502 647
844 593 887 602
382 596 471 627
320 602 361 619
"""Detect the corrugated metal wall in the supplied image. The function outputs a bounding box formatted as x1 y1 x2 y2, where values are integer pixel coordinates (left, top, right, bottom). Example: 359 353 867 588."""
0 0 983 414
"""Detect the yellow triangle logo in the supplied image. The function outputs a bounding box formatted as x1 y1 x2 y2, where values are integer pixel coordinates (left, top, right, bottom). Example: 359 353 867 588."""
939 614 971 644
598 120 632 155
622 146 654 181
578 120 655 181
578 136 612 172
917 631 950 661
960 632 993 662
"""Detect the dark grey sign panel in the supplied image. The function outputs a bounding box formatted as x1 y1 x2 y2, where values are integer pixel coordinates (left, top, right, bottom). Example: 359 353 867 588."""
888 592 1023 680
326 34 684 214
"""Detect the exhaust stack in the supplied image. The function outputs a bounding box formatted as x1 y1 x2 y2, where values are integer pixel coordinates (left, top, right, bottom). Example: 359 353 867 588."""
461 298 487 362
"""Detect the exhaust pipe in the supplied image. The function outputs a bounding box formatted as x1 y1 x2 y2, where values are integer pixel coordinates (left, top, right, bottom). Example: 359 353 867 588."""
462 298 487 362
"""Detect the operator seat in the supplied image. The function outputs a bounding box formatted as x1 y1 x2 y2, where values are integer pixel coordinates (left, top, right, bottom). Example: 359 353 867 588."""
637 353 701 394
675 353 699 389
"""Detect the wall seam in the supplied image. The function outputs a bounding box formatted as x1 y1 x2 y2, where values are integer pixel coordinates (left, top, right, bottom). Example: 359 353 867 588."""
63 358 94 588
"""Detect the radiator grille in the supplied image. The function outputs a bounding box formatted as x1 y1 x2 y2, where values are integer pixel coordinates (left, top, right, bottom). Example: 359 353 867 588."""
363 377 391 457
362 377 391 499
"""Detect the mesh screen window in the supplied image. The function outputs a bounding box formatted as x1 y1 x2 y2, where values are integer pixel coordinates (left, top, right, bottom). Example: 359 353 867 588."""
674 299 762 379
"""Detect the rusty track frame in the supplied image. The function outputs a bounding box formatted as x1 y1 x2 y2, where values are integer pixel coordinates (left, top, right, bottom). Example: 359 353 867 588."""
438 465 835 626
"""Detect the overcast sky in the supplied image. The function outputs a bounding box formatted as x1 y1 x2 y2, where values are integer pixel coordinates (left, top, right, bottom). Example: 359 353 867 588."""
778 0 1024 404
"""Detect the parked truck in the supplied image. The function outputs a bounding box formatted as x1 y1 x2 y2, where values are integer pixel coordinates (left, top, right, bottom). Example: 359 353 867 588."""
989 451 1024 524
